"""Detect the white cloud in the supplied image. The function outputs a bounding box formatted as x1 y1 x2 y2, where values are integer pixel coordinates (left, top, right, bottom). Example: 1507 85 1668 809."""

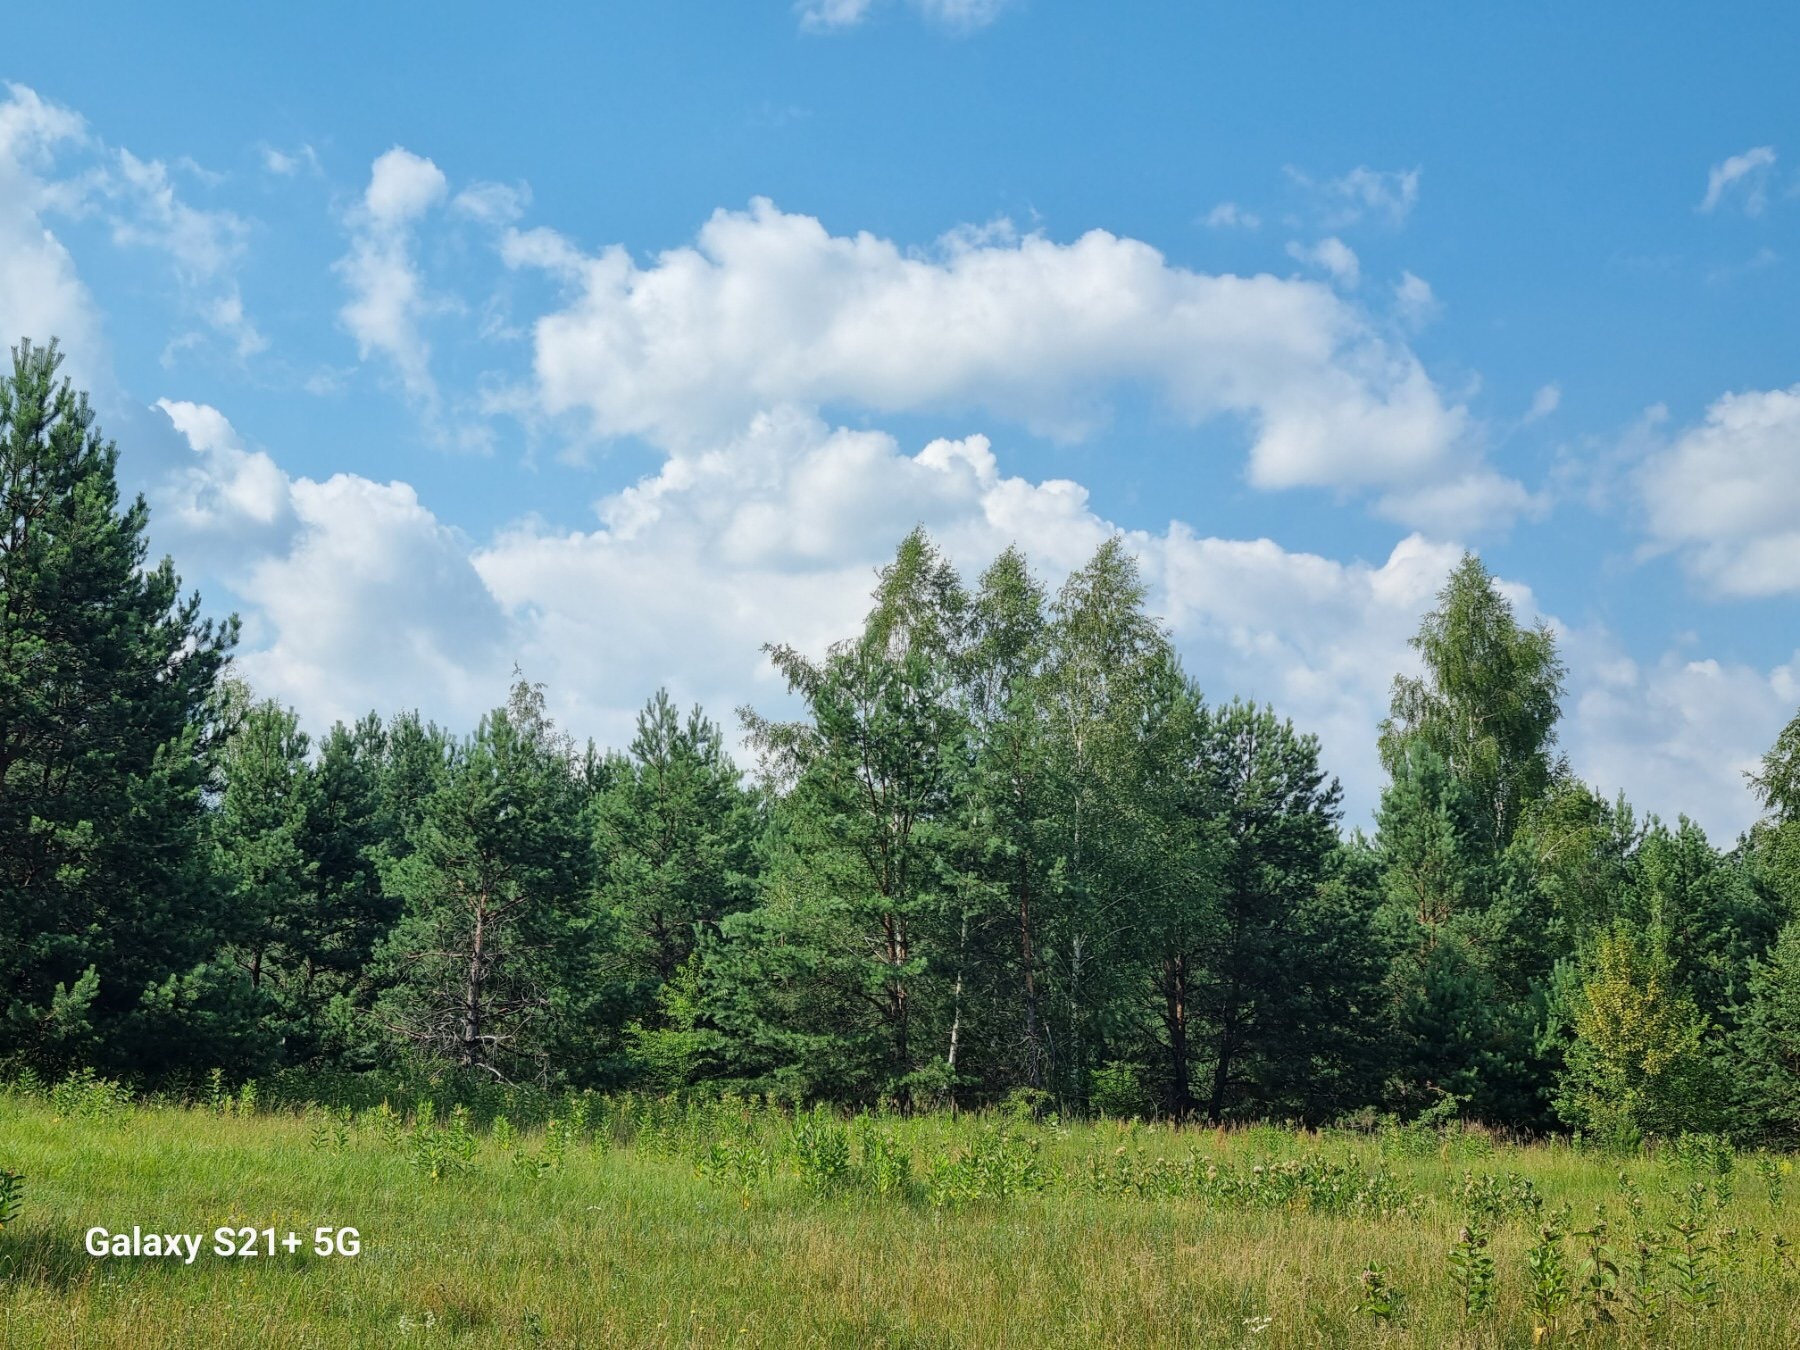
454 181 529 225
153 398 511 731
153 398 295 546
1638 383 1800 595
1393 271 1438 329
1700 146 1777 215
154 388 1782 838
237 473 512 732
797 0 1009 31
1374 469 1545 536
0 84 262 368
153 389 1452 816
1203 201 1261 230
99 149 263 358
1286 236 1360 287
1562 631 1799 842
501 198 1514 524
1153 530 1463 820
797 0 875 29
1525 382 1561 422
911 0 1011 31
336 147 450 410
261 144 320 177
0 86 107 386
1291 165 1421 229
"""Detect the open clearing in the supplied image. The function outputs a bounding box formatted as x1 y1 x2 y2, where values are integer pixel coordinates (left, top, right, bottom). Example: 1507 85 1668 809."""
3 1089 1798 1347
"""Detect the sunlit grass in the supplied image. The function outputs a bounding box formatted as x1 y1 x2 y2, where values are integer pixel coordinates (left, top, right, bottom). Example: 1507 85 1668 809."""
2 1089 1797 1347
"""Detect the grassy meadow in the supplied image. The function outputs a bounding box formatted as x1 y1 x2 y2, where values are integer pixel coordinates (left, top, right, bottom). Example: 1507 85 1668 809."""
2 1079 1798 1347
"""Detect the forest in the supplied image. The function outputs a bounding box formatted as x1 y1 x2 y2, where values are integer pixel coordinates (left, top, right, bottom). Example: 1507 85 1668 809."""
5 335 1800 1148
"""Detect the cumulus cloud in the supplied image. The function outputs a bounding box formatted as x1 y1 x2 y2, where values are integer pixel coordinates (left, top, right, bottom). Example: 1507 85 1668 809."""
236 473 512 732
471 417 1468 824
1638 383 1800 595
500 198 1516 527
154 399 511 731
153 398 296 550
1562 631 1799 841
1699 146 1777 215
335 147 451 410
153 385 1783 837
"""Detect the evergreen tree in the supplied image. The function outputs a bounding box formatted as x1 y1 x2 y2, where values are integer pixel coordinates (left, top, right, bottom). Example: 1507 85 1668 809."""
720 529 971 1105
294 715 395 1063
1373 555 1569 1124
372 689 598 1083
213 695 316 998
0 340 240 1075
1179 700 1369 1122
1734 920 1800 1144
595 690 758 1046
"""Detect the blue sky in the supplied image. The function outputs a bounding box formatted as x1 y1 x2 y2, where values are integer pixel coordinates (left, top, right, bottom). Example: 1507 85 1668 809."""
4 1 1798 837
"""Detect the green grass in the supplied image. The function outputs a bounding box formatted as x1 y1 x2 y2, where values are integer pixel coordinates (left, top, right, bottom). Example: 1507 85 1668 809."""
2 1087 1797 1347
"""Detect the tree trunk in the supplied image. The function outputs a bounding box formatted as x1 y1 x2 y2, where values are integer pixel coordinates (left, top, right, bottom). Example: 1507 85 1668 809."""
946 915 967 1103
1164 953 1192 1119
883 911 910 1108
462 904 486 1071
1018 852 1041 1089
1207 1020 1235 1125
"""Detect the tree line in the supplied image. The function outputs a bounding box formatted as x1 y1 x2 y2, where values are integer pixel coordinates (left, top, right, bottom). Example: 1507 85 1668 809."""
4 338 1798 1144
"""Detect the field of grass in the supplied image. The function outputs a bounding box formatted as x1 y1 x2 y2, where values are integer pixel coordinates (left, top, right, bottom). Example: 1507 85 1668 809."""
2 1080 1798 1347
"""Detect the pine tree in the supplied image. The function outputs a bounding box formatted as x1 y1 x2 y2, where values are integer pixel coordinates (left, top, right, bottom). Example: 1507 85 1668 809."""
1181 701 1365 1123
595 690 758 1023
722 529 971 1105
0 339 239 1075
372 688 598 1083
1734 920 1800 1144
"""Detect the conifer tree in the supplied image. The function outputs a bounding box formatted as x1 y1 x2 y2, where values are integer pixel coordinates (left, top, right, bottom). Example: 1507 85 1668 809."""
0 340 239 1074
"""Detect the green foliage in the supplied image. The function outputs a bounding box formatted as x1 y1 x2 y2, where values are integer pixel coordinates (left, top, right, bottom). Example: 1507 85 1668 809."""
924 1125 1047 1207
0 1169 22 1232
1355 1262 1406 1326
1524 1217 1572 1342
1736 921 1800 1143
1446 1224 1496 1323
3 337 1795 1161
0 339 239 1077
1379 553 1565 852
595 690 758 1023
373 687 602 1083
789 1107 855 1193
1555 926 1720 1145
1088 1061 1153 1118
